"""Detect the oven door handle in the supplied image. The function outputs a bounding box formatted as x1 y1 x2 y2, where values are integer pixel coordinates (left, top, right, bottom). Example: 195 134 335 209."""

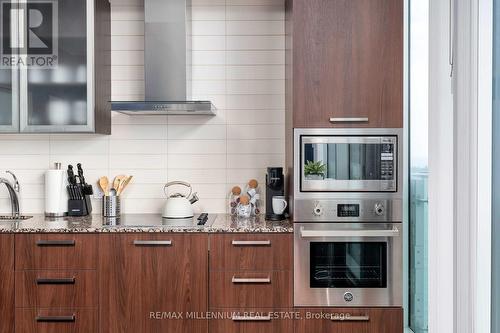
300 227 400 238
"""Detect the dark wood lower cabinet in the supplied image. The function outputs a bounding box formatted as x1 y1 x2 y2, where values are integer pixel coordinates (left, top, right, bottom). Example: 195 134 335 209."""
209 271 292 308
99 233 209 333
15 270 97 308
15 308 97 333
209 309 294 333
3 232 405 333
0 235 14 333
295 307 403 333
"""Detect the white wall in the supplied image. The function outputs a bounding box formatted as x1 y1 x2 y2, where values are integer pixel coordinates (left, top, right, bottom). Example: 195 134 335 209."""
0 0 285 215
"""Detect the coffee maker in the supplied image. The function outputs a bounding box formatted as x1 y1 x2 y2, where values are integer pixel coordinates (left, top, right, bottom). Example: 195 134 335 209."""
265 167 286 221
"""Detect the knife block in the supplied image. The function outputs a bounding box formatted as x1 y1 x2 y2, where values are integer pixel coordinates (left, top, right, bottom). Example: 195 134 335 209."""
68 195 93 216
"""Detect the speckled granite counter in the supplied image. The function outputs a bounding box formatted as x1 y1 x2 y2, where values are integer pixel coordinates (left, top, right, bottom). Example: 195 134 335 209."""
0 214 293 233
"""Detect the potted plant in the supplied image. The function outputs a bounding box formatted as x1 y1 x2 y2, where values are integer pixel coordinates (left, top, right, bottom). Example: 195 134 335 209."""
304 161 327 180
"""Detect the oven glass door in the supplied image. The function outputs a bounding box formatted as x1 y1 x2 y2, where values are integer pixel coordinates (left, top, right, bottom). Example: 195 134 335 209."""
310 242 387 288
301 136 397 192
294 223 402 307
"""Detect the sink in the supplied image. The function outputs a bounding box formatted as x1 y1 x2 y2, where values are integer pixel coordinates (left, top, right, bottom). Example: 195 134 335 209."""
0 215 33 221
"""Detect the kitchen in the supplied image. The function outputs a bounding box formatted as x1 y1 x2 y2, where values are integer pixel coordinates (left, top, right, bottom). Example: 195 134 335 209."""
0 0 477 332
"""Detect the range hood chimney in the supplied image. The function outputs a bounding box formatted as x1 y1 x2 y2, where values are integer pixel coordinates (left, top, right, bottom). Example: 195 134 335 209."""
112 0 216 115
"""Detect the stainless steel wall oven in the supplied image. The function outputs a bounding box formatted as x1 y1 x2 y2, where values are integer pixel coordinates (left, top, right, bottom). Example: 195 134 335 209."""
294 222 402 307
292 128 403 307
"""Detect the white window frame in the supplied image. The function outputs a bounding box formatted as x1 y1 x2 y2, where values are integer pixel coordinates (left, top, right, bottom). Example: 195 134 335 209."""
429 0 492 332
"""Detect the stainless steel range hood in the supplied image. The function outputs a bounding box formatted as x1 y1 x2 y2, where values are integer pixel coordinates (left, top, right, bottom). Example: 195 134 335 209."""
112 0 216 115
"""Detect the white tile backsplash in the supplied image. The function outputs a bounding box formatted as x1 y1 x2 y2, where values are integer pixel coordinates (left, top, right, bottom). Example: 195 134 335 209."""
0 1 285 215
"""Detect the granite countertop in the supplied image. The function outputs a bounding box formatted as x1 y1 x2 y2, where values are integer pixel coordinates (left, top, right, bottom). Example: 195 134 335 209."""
0 214 293 233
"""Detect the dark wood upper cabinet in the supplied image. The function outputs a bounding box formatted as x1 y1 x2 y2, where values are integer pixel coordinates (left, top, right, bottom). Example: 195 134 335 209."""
287 0 403 128
0 235 14 333
99 234 208 333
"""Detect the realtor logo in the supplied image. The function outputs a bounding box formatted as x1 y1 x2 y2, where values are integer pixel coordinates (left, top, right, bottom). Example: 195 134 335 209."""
0 0 58 68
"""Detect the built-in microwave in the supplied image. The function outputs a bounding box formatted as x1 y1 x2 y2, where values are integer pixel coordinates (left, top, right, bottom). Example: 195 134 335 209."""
294 129 402 194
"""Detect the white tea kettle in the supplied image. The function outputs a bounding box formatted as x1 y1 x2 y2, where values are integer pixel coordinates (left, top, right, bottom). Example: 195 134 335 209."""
162 181 199 218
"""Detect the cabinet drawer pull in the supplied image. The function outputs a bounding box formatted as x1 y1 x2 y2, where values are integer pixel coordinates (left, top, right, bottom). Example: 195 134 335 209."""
133 240 172 246
231 240 271 246
232 315 272 322
36 277 76 285
330 315 370 322
329 117 369 123
36 240 75 246
36 315 76 322
232 276 271 284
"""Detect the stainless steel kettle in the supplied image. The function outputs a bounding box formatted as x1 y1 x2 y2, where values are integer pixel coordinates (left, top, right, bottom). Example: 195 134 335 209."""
162 181 199 218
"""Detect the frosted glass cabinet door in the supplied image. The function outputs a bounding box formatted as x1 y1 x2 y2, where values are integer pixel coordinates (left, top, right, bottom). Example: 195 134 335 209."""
0 65 19 132
19 0 94 132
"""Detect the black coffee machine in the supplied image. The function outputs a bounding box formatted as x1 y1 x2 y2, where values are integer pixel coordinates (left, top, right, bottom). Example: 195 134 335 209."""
265 167 286 221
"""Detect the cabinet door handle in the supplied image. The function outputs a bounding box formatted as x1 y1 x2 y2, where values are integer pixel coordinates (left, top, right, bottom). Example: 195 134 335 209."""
231 240 271 246
36 240 75 246
36 315 76 322
36 277 76 285
330 315 370 322
232 315 272 322
329 117 369 123
133 240 172 246
232 276 271 284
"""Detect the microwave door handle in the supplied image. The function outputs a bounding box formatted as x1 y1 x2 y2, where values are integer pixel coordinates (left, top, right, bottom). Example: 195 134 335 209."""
300 227 400 238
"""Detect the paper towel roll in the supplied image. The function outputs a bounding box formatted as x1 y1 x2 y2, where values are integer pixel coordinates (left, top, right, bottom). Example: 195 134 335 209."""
45 168 69 217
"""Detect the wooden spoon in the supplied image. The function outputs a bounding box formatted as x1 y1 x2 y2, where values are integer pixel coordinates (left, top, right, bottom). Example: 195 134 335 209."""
113 175 126 190
98 176 109 196
117 175 133 196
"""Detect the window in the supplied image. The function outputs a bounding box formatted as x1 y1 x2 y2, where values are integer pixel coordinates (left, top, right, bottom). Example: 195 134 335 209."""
409 0 429 332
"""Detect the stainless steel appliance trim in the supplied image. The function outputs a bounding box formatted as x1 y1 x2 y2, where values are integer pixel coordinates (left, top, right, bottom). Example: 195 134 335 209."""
231 277 271 284
329 117 369 122
232 315 272 322
293 198 403 223
231 240 271 246
133 240 172 246
294 222 403 307
331 315 370 322
302 136 393 144
300 226 400 238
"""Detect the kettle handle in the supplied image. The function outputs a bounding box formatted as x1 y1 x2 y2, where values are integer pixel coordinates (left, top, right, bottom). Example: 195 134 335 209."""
164 181 192 198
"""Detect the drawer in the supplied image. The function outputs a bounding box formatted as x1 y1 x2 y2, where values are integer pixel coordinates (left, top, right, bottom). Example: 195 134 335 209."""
209 309 293 333
210 271 292 308
295 307 403 333
15 234 97 270
209 234 292 271
15 270 97 308
15 308 97 333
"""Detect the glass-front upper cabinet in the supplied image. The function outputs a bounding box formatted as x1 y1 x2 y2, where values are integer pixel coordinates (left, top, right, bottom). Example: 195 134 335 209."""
0 0 19 132
0 56 19 132
0 0 110 133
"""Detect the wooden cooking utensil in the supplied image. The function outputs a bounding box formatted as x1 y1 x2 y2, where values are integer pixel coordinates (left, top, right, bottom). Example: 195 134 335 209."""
113 175 126 191
117 175 133 196
98 176 109 196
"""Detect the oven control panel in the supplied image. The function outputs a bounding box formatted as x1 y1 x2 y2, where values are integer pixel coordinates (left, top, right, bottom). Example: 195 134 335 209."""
294 199 402 222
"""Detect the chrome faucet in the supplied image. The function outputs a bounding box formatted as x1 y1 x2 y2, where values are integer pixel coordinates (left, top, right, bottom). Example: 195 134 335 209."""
0 171 20 218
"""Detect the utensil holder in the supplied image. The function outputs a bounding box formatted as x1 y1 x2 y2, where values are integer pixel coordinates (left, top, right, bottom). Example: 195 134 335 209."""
102 196 120 217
